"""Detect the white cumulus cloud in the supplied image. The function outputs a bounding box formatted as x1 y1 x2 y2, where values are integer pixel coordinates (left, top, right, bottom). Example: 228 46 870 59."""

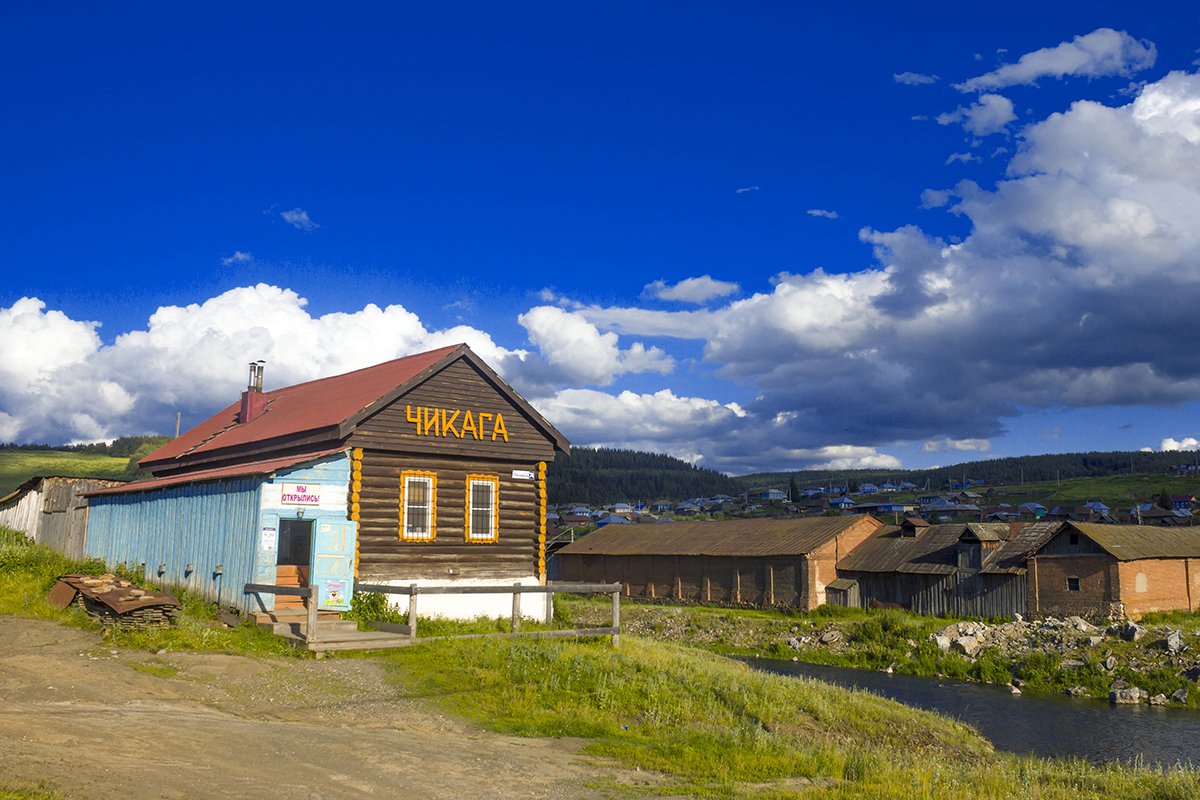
281 208 319 230
1159 437 1200 452
807 209 840 219
516 306 674 387
894 71 939 86
221 251 253 265
937 93 1016 136
643 275 740 304
957 28 1156 92
0 286 525 444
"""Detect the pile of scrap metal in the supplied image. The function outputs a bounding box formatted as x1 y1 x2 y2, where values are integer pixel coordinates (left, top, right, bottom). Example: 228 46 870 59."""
48 574 180 629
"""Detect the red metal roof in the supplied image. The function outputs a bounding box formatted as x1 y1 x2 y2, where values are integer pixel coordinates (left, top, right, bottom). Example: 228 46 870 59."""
87 448 346 497
141 344 464 467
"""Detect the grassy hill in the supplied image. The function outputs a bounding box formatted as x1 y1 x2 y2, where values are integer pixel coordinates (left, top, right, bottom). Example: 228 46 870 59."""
986 473 1200 511
0 450 130 495
0 436 169 496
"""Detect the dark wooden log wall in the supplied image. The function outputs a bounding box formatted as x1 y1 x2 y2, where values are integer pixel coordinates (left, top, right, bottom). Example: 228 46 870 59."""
356 450 543 581
350 358 557 463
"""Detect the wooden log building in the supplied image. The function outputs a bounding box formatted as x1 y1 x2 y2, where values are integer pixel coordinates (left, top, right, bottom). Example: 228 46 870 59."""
554 515 884 609
84 344 569 620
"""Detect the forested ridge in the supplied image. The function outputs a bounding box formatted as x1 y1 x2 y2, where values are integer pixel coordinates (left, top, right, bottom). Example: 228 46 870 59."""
546 447 742 505
742 450 1198 490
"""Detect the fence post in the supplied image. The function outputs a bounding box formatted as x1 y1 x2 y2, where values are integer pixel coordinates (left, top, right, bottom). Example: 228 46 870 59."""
544 587 554 626
611 590 620 647
408 584 419 639
511 583 522 633
306 585 319 645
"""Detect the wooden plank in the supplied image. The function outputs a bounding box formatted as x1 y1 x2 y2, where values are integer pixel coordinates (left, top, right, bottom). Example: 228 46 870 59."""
415 627 617 643
611 591 621 647
354 582 619 595
244 583 312 597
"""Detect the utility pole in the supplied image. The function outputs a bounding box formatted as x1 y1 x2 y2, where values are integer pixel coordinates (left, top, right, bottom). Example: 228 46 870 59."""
174 411 181 438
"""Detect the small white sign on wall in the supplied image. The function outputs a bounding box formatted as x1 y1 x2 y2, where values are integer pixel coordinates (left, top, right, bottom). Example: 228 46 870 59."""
281 482 323 505
511 469 535 480
260 526 278 551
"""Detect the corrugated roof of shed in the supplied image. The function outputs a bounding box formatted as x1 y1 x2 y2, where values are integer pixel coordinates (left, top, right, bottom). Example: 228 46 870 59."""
86 448 345 497
838 523 1024 576
557 516 882 558
980 521 1061 574
1069 523 1200 561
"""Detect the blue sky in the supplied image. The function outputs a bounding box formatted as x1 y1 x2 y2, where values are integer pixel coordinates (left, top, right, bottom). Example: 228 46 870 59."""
4 3 1200 473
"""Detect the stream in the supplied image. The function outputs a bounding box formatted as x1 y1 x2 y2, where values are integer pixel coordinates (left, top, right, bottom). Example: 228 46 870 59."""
746 657 1200 766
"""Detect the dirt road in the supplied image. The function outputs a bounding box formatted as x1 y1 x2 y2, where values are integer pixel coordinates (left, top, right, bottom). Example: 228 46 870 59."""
0 617 651 799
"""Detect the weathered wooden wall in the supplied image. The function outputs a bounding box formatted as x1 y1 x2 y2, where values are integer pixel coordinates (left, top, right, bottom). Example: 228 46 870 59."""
845 569 1027 617
0 484 42 538
1 477 123 560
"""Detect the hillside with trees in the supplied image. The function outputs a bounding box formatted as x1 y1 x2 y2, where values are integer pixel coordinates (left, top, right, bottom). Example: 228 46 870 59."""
546 447 742 505
741 450 1199 492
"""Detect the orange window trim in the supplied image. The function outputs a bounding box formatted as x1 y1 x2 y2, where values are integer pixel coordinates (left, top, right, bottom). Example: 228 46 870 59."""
400 470 438 542
465 473 500 543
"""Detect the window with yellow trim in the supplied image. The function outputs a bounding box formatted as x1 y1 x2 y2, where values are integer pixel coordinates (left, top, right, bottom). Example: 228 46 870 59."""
465 474 499 543
400 470 437 541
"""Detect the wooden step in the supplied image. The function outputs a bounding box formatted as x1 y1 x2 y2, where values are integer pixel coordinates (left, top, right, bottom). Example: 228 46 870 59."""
252 609 341 625
271 619 361 637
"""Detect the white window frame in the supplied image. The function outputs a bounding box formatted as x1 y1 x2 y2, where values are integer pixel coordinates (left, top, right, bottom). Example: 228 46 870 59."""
465 474 499 543
400 471 437 542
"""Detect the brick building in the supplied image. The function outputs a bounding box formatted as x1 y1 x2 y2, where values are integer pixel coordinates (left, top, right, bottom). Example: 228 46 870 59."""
556 515 884 609
1028 522 1200 619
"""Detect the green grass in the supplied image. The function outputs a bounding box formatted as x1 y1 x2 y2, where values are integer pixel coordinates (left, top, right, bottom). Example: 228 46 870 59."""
0 450 130 495
5 531 1200 797
0 786 60 800
978 474 1200 511
129 660 181 678
0 527 303 657
380 634 1200 798
557 597 1200 707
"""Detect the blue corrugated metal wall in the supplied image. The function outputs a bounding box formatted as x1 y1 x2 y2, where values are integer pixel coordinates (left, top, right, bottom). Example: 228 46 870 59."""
87 479 262 613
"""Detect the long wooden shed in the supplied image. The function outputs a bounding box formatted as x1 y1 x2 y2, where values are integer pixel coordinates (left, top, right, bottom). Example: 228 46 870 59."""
555 515 884 609
0 476 125 558
835 520 1056 617
84 344 569 619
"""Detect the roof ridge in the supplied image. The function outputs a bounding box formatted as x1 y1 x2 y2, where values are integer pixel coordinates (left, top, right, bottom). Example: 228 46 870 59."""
265 343 465 397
